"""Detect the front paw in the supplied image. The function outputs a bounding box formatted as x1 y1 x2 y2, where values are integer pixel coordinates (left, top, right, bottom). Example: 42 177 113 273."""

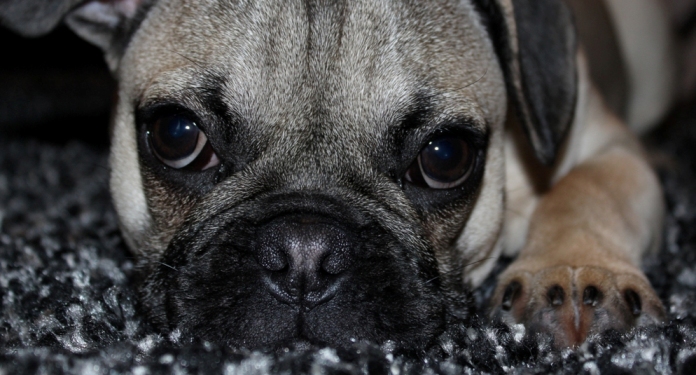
490 265 665 346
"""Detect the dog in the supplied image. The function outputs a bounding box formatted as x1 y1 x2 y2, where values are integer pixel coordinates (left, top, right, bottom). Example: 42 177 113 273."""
0 0 679 349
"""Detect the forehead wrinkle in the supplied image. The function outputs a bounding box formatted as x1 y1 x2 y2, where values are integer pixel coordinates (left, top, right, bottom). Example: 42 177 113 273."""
196 0 312 151
135 0 310 130
227 4 305 106
301 1 417 156
318 1 489 164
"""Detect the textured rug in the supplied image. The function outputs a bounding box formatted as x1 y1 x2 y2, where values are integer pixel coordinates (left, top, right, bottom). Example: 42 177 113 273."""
0 99 695 374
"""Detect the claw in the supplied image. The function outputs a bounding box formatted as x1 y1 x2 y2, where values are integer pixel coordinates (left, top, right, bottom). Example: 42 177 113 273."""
624 289 642 316
582 286 601 307
547 285 565 306
502 281 522 311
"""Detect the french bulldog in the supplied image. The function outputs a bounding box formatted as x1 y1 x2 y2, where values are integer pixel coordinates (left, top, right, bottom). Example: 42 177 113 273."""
0 0 678 349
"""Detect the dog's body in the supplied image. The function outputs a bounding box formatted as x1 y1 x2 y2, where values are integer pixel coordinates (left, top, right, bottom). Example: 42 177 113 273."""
0 0 680 349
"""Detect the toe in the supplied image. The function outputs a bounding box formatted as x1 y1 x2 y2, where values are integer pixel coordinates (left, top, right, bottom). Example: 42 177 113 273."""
491 265 665 347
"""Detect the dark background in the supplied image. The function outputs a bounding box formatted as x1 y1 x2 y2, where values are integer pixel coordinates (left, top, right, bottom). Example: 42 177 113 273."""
0 26 113 146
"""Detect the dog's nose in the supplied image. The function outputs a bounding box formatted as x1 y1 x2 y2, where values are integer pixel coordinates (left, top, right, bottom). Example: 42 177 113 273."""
256 215 354 307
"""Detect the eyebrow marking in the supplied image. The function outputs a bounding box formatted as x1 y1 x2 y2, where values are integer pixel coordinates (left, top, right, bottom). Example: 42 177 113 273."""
386 89 487 156
196 72 234 126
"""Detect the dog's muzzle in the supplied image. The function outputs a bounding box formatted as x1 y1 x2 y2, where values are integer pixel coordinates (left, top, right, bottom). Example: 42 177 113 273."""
141 193 452 350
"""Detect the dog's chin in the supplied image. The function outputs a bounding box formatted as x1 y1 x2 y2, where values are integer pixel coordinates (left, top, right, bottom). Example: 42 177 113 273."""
139 196 457 351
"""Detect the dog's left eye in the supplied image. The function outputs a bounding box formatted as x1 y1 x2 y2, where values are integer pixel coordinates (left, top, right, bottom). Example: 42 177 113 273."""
404 134 475 189
148 114 220 170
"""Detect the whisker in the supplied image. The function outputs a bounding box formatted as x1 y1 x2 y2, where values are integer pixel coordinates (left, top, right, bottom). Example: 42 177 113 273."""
175 51 207 68
463 64 490 89
156 261 178 272
462 256 499 269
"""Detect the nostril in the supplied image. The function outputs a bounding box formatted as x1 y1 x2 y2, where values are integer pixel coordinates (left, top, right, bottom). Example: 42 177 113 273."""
321 256 350 275
257 240 288 272
320 239 353 275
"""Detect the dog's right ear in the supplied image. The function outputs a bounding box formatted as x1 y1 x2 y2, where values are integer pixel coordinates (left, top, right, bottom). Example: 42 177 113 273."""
0 0 153 70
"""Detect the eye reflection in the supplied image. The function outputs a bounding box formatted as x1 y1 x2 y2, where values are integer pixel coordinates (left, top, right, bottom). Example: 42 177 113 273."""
404 134 475 189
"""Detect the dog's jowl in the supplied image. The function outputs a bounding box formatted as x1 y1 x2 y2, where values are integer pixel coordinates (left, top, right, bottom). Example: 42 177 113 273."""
0 0 675 349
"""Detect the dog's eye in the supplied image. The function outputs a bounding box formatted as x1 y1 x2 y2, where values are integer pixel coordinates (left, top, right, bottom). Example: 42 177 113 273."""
404 135 474 189
148 114 220 170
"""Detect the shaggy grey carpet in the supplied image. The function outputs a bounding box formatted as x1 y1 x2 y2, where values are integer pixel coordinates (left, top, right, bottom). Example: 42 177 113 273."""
0 99 695 374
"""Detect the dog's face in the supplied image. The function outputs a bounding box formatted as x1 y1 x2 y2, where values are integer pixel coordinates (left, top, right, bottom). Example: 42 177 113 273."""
2 0 576 350
109 0 508 349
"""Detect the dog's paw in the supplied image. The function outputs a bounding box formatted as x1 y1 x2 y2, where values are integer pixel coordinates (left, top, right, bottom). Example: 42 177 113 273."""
490 265 665 346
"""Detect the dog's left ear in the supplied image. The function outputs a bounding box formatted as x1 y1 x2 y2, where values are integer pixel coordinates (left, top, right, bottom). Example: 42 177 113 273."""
0 0 152 70
476 0 578 165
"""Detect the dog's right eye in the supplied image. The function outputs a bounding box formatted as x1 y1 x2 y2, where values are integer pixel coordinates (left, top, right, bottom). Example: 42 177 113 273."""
148 113 220 170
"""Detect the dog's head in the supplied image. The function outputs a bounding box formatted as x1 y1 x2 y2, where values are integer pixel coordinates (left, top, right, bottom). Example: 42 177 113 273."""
2 0 577 350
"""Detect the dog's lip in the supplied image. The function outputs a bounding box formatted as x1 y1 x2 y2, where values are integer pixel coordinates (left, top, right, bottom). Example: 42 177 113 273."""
262 272 347 309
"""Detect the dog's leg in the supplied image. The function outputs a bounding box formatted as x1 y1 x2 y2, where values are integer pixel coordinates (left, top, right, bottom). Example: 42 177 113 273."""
493 58 666 346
